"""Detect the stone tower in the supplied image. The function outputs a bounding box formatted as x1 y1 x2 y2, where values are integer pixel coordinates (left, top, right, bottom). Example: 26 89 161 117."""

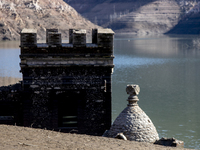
20 28 114 135
107 84 159 142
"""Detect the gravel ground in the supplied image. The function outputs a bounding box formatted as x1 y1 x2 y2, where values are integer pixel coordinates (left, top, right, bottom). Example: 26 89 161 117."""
0 125 192 150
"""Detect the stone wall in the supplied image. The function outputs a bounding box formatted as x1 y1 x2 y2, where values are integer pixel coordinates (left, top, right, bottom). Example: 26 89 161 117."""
19 28 114 135
0 84 22 125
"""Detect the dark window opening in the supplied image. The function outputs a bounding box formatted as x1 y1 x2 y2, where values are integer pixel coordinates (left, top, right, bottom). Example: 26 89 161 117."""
58 91 78 128
0 102 17 125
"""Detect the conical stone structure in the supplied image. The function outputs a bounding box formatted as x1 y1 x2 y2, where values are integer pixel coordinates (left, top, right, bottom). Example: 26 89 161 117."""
108 84 159 143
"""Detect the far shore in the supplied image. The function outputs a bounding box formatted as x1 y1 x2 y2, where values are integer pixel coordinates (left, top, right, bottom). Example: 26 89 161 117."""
0 41 20 49
0 77 22 87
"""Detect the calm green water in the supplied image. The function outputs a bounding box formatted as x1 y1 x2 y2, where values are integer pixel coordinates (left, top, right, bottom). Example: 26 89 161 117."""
0 41 21 78
0 35 200 149
112 34 200 149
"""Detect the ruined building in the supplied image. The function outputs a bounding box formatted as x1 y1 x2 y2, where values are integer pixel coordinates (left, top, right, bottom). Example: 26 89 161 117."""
0 28 114 135
106 84 159 142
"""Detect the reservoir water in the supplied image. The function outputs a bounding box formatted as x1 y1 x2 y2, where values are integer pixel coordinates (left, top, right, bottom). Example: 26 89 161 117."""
0 35 200 149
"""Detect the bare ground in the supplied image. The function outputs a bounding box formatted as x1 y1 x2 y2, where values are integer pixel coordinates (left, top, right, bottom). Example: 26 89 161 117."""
0 125 192 150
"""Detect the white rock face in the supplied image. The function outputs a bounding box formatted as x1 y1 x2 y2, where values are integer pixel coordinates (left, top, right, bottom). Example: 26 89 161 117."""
108 84 159 143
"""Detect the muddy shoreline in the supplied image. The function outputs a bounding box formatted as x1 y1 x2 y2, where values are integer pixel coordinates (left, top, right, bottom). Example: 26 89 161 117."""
0 77 21 87
0 125 192 150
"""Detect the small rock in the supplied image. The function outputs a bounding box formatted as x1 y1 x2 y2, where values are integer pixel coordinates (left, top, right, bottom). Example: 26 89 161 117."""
115 133 127 140
154 137 184 148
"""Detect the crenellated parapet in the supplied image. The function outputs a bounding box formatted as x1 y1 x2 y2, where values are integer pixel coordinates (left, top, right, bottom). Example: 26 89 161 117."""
20 29 37 47
20 28 114 55
20 28 114 69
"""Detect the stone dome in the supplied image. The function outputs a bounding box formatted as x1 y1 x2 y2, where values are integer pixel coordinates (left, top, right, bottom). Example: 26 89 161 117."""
107 84 159 143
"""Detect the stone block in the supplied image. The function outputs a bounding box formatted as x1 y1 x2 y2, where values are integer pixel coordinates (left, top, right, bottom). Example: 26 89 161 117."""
96 29 114 48
154 137 184 148
47 32 61 46
20 28 37 47
71 29 86 47
46 29 58 43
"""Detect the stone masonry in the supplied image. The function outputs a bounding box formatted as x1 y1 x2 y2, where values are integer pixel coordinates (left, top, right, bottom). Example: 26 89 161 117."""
19 28 114 135
0 28 115 136
107 84 159 143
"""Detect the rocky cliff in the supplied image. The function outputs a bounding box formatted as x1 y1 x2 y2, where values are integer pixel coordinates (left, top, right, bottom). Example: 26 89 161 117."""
66 0 200 34
167 2 200 34
0 0 100 41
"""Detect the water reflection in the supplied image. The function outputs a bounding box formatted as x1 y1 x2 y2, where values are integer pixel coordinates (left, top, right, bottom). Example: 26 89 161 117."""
113 34 200 149
0 41 21 84
0 48 21 78
115 34 200 57
115 55 172 68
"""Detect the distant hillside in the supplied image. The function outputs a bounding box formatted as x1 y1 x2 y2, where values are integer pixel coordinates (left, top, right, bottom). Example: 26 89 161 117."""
0 0 100 41
66 0 200 34
167 3 200 34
